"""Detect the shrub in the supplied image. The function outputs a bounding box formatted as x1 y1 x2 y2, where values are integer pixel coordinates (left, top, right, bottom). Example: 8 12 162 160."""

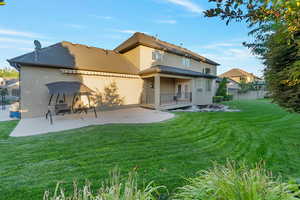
238 81 257 94
224 94 233 101
173 161 298 200
216 78 227 97
213 96 223 103
43 169 164 200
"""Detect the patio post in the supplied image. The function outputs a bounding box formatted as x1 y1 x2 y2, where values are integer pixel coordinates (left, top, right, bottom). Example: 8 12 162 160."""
154 74 160 110
191 78 197 106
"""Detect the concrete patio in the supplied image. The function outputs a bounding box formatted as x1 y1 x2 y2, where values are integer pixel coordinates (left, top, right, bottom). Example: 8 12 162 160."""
10 107 174 137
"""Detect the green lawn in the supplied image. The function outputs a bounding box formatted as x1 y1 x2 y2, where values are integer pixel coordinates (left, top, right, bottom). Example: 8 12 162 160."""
1 100 300 199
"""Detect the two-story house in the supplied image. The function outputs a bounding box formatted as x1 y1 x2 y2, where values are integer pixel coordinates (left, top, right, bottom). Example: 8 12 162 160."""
8 32 219 118
220 68 261 83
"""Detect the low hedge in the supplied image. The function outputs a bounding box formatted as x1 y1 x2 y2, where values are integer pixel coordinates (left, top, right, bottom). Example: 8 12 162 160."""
213 96 224 103
213 95 233 103
224 94 233 101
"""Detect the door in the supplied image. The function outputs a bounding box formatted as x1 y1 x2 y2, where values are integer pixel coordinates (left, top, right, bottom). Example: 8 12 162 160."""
177 84 182 98
184 84 188 98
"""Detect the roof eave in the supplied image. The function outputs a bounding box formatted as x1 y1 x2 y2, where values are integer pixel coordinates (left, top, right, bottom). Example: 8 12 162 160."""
139 66 218 79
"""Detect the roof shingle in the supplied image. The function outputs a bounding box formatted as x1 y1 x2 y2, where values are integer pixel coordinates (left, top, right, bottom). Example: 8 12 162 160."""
114 32 219 66
8 41 139 75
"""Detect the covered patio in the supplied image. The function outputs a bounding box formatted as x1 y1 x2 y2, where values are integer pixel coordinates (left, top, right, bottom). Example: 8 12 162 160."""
10 107 174 137
140 65 197 110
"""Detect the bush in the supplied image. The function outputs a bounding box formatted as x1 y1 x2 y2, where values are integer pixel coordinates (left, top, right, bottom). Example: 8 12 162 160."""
224 94 233 101
213 96 224 103
43 169 164 200
216 78 227 97
173 161 298 200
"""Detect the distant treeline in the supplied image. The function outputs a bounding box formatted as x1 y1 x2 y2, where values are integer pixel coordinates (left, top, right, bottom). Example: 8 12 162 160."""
0 67 19 78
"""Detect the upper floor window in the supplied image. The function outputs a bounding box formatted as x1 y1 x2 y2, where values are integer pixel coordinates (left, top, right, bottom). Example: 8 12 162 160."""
152 51 163 61
205 79 212 92
182 57 191 67
203 68 211 74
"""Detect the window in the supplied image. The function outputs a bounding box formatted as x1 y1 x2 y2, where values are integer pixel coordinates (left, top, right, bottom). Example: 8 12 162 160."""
184 85 189 98
182 58 191 67
203 68 211 74
205 79 212 92
177 84 182 98
12 89 20 97
152 51 163 61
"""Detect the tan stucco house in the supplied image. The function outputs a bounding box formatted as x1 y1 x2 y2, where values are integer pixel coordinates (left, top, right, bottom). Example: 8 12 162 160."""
8 32 220 118
220 68 261 83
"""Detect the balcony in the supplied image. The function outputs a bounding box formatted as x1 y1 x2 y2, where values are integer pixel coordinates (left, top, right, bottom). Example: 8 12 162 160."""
160 92 192 106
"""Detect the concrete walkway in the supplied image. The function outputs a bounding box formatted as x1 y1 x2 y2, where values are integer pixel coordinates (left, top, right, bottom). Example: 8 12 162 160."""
10 107 174 137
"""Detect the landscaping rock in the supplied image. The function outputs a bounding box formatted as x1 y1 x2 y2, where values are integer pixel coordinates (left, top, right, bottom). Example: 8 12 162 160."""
172 104 240 112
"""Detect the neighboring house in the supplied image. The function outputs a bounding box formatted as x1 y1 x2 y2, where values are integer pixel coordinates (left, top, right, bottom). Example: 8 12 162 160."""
0 77 19 97
227 78 240 95
8 32 220 118
0 77 5 87
220 68 261 83
6 81 20 98
216 77 240 96
5 78 18 86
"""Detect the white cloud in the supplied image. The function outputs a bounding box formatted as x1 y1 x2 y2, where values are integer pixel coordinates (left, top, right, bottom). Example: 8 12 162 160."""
118 30 137 34
0 37 52 47
156 19 177 24
199 42 239 49
190 40 264 76
0 28 44 39
116 30 149 34
163 0 203 14
200 48 264 76
0 37 32 44
89 15 113 20
65 24 86 29
0 45 32 51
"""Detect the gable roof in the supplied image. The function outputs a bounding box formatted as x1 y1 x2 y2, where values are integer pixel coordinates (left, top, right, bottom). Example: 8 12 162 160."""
8 41 139 75
219 68 261 79
5 78 18 86
114 32 220 66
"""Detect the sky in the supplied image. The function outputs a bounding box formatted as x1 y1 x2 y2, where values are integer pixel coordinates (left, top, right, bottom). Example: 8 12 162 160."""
0 0 265 76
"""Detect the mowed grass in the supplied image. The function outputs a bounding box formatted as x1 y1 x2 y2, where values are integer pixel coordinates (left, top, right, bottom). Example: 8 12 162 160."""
1 100 300 199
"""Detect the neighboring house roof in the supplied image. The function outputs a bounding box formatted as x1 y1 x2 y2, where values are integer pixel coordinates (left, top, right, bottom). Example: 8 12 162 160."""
219 68 261 80
228 77 240 85
5 78 18 86
139 65 218 79
114 32 220 66
6 81 19 89
8 41 139 75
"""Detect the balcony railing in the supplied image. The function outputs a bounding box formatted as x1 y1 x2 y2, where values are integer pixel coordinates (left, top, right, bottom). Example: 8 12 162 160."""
160 92 192 105
143 93 155 105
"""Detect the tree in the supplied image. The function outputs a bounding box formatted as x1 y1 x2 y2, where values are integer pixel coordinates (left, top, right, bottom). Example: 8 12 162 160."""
204 0 300 34
205 0 300 112
263 29 300 112
0 67 19 78
216 78 228 96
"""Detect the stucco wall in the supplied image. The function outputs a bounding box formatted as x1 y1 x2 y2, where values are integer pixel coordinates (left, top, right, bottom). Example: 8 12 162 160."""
193 78 214 105
160 77 175 94
123 46 141 69
20 66 143 118
138 45 217 75
233 90 267 100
